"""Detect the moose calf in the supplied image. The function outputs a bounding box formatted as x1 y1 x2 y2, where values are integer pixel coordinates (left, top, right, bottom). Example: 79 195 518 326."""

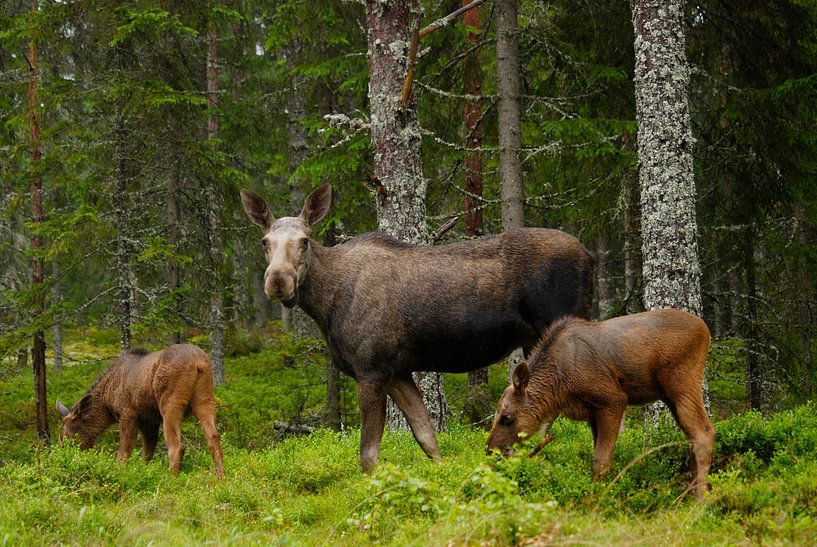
487 309 716 499
57 344 224 478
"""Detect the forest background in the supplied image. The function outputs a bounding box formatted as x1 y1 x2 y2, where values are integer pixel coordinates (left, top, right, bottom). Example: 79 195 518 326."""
1 0 816 544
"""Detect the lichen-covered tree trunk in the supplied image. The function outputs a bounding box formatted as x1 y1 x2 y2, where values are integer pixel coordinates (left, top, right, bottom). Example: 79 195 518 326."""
28 0 49 445
631 0 706 418
365 0 446 432
206 22 225 385
496 0 523 231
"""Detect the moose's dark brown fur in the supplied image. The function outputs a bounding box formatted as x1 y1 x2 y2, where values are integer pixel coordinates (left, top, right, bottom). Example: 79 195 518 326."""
240 184 594 472
57 344 224 478
487 308 715 499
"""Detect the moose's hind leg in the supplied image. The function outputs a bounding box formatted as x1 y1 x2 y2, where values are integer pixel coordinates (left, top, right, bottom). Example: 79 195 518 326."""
160 404 186 475
388 374 442 463
670 395 716 500
192 400 224 479
139 422 160 461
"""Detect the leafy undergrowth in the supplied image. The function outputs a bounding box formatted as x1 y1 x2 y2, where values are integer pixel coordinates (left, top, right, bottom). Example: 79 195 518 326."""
2 328 816 544
1 406 817 544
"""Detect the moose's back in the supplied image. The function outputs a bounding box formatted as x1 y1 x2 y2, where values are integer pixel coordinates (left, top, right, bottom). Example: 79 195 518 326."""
316 228 593 375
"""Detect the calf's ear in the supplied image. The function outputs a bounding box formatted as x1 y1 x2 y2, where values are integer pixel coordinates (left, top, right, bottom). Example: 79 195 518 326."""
240 190 274 231
512 362 530 394
300 184 332 226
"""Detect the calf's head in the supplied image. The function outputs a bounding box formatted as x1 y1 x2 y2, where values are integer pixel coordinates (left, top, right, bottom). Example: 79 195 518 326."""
240 184 332 306
56 397 91 448
487 363 550 456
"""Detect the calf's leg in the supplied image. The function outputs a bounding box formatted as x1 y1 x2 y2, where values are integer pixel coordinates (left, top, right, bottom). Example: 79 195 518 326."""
669 394 716 500
590 406 626 477
357 380 387 473
387 375 442 462
160 404 186 475
117 415 138 462
192 400 224 479
139 422 160 461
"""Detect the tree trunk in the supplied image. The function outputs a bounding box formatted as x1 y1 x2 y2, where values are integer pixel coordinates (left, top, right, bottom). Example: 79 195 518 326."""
743 229 763 410
631 0 706 421
496 0 523 231
166 147 182 345
365 0 446 432
52 256 63 371
114 94 132 351
206 21 225 385
623 174 642 314
461 0 491 427
283 35 312 335
595 235 616 319
28 0 50 445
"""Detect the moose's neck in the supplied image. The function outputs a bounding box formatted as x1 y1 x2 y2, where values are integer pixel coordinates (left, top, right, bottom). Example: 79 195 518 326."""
526 364 564 427
79 396 116 448
296 242 340 330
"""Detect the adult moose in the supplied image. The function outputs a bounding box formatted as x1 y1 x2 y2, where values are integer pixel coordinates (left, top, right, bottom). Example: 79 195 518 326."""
57 344 224 478
487 309 715 499
240 184 593 472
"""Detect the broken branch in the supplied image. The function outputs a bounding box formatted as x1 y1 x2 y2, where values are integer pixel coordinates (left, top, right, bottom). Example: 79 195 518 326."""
527 434 555 458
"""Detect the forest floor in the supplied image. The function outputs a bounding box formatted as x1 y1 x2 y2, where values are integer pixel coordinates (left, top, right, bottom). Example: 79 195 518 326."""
1 328 816 545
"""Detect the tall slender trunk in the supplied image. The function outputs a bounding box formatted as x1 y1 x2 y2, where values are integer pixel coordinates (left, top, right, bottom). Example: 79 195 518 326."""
623 174 642 314
114 44 132 351
496 0 523 231
595 235 615 319
631 0 706 421
744 230 762 410
28 0 49 445
166 148 182 345
283 36 310 334
206 22 225 385
52 257 62 371
366 0 446 432
462 1 490 426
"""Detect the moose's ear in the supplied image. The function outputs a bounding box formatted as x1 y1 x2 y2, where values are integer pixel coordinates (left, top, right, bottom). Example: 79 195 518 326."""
512 362 530 394
240 190 274 231
300 184 332 226
56 399 70 417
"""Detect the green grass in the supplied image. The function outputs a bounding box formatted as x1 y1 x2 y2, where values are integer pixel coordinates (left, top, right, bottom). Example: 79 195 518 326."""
2 328 817 544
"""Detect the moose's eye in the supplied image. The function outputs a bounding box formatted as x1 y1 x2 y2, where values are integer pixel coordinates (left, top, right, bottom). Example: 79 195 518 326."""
300 238 309 250
261 238 268 250
500 415 514 427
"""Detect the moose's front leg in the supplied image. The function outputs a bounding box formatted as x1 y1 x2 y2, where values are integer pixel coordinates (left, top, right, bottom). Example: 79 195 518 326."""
357 379 387 473
117 414 138 462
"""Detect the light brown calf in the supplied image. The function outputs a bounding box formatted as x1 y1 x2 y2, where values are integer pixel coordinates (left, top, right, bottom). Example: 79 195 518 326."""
487 309 716 499
57 344 224 478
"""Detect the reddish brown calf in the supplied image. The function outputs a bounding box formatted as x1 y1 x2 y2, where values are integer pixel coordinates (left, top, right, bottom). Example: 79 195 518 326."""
487 309 716 499
57 344 224 478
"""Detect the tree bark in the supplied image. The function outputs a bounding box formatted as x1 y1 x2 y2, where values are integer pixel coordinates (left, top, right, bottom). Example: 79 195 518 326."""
114 100 132 351
365 0 446 432
631 0 706 420
52 257 63 371
28 0 50 445
496 0 523 231
595 235 616 319
461 1 491 427
166 147 182 345
206 21 225 385
744 230 762 410
623 174 642 314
